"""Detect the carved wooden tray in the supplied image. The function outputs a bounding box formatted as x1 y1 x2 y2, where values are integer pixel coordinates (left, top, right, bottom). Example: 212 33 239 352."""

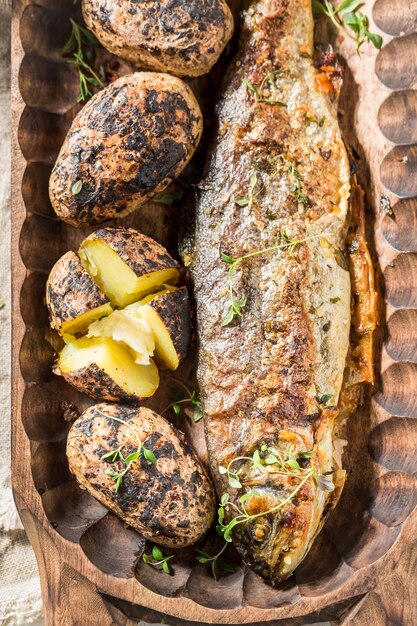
11 0 417 624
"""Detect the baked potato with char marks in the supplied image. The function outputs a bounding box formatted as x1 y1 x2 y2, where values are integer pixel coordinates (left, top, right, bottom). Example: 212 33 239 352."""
82 0 234 78
79 228 180 307
67 403 216 547
46 251 112 335
49 73 203 226
47 228 191 401
56 336 160 402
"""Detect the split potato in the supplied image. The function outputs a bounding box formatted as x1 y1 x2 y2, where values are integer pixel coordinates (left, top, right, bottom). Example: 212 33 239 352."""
78 228 180 307
56 336 160 402
46 228 191 401
67 403 216 547
82 0 234 78
46 251 112 335
49 73 203 226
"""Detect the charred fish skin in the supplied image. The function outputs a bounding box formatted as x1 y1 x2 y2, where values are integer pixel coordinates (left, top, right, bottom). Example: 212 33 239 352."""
189 0 352 585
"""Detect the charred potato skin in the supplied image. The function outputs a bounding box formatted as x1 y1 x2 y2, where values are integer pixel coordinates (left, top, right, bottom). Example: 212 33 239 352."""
67 404 216 547
46 251 109 331
151 286 191 364
49 73 203 226
82 0 234 77
82 227 180 277
55 363 139 402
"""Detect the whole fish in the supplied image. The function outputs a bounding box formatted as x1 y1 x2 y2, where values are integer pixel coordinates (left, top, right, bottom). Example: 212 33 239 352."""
186 0 375 584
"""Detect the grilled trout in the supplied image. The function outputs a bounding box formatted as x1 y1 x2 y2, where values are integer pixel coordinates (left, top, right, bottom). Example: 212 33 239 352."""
186 0 376 584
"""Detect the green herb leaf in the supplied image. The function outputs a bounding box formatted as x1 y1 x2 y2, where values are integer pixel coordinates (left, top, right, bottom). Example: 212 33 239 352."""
219 466 227 475
299 450 314 459
330 297 340 303
265 453 279 465
235 197 250 207
220 493 230 506
172 403 181 415
71 180 83 195
239 490 261 506
318 393 333 405
101 449 119 461
142 553 150 563
366 30 383 49
124 450 141 464
228 475 242 489
243 79 257 93
337 0 362 12
114 475 123 492
220 252 235 264
287 458 301 470
143 448 157 464
193 406 203 422
152 545 164 561
153 190 184 205
219 559 235 573
0 299 5 310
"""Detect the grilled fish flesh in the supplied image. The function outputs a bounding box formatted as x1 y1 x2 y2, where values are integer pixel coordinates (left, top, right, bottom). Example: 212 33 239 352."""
186 0 376 585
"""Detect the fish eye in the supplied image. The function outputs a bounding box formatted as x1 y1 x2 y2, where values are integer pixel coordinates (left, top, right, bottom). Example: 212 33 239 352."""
249 517 271 543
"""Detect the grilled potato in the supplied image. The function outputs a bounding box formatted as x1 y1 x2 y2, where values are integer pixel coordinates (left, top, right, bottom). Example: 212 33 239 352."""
47 228 190 400
56 336 160 402
46 251 112 335
67 403 216 547
49 73 203 226
82 0 234 77
127 287 191 370
78 228 180 307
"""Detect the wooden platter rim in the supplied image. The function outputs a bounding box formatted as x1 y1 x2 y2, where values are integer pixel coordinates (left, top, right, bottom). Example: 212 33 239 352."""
10 0 417 622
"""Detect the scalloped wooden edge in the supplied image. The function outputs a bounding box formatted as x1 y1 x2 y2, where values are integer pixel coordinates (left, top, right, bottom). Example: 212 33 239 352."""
10 0 417 624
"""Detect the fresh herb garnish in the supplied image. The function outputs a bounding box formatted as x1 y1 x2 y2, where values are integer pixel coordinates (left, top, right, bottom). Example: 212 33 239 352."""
142 545 174 574
318 393 333 405
153 190 184 205
71 180 83 195
162 380 203 423
220 230 329 325
282 157 311 206
217 469 315 544
99 414 157 492
196 541 235 581
219 444 314 490
330 296 340 303
305 114 326 126
312 0 382 53
243 70 287 106
234 169 258 209
62 18 105 103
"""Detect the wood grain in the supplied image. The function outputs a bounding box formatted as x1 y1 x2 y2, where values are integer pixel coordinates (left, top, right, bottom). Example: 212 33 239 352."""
11 0 417 624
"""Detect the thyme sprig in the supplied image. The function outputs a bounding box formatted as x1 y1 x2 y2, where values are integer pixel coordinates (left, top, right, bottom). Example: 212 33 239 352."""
196 542 235 581
142 545 174 575
197 443 334 580
243 70 287 106
218 444 314 489
312 0 382 53
99 414 157 492
217 470 315 543
62 18 105 103
162 380 203 423
220 231 329 326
